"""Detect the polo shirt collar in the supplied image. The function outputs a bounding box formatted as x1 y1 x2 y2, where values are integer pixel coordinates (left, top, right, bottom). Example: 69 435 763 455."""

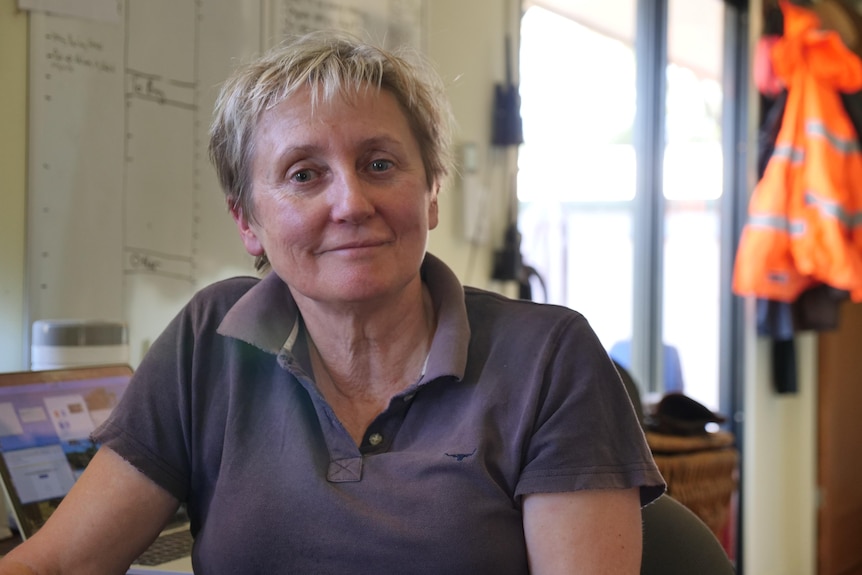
216 253 470 382
420 254 470 384
217 269 300 354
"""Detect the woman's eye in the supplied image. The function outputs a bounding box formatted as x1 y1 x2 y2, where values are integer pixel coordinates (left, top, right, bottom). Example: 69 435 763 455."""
369 159 393 172
290 169 316 183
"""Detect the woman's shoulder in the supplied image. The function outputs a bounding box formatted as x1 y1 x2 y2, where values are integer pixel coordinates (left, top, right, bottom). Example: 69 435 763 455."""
175 275 262 328
461 286 599 350
192 275 261 303
463 286 587 324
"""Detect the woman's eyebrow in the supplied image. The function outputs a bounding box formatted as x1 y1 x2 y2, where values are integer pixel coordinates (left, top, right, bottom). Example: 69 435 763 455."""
360 134 405 147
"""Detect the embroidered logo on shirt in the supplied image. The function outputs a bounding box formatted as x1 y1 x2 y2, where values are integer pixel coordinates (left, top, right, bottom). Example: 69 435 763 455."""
445 448 477 462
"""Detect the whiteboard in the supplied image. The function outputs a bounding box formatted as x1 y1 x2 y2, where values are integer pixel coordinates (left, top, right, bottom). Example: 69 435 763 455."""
26 0 425 365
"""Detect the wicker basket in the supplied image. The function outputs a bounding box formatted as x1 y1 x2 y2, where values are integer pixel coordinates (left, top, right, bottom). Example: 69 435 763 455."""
646 430 739 538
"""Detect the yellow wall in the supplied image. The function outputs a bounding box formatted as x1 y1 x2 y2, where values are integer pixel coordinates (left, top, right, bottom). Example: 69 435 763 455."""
426 0 520 293
0 1 27 372
743 333 818 575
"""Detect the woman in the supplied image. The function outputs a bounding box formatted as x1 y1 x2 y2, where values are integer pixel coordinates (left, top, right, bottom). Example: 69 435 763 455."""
0 32 663 574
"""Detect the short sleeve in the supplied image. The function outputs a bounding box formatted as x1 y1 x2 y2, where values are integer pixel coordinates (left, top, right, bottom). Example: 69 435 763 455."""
514 313 665 507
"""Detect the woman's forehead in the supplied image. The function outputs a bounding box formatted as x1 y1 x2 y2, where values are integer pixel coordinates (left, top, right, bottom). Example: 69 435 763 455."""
258 86 409 135
250 88 421 168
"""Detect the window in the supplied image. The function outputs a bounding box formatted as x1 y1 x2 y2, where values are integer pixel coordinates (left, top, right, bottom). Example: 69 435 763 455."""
517 0 742 414
518 0 639 386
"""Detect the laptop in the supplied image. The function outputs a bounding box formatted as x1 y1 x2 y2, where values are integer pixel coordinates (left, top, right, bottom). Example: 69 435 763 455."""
0 365 194 574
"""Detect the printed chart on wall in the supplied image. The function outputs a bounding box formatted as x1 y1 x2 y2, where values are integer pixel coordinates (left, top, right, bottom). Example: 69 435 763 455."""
269 0 424 50
25 0 425 366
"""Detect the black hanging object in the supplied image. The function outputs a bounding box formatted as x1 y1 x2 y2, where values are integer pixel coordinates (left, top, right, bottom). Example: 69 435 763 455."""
491 221 523 281
492 35 524 147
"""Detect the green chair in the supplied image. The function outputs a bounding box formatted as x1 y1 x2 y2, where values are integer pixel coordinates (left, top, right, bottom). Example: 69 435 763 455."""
641 494 736 574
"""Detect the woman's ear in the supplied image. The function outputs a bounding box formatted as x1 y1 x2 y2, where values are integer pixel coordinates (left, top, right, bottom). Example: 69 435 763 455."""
229 199 265 257
428 183 440 231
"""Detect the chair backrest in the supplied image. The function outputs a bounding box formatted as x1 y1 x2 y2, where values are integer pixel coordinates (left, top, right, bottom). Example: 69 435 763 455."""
613 359 644 425
641 494 735 574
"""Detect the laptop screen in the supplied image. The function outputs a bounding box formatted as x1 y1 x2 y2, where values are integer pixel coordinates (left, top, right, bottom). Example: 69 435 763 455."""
0 365 133 538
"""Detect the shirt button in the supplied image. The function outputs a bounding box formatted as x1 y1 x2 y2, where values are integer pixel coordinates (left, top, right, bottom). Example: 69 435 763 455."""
404 393 415 402
368 433 384 446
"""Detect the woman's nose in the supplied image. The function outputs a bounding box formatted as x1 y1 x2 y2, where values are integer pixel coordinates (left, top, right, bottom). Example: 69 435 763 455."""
329 170 375 223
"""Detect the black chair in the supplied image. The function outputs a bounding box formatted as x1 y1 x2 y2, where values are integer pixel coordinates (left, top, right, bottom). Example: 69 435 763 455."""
641 494 736 574
613 359 644 424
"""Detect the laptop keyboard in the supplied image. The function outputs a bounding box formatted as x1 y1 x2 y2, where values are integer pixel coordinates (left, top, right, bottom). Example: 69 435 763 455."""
135 529 194 566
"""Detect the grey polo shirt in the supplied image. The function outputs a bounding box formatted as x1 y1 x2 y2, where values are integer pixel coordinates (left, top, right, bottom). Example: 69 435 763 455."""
94 253 664 575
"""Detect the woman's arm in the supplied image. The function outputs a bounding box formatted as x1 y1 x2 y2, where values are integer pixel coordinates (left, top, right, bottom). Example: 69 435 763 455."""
523 487 643 574
0 447 181 575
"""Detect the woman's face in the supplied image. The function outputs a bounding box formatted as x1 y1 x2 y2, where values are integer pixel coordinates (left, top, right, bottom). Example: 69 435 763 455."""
233 86 438 308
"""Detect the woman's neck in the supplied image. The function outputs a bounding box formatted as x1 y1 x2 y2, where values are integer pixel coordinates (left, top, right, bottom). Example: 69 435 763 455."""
301 279 436 401
302 281 436 445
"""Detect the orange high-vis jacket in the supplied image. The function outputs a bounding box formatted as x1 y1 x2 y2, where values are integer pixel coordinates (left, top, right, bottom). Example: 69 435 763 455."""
733 0 862 302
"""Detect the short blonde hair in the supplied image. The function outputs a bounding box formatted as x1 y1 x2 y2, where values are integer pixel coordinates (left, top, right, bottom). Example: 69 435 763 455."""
209 31 454 269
